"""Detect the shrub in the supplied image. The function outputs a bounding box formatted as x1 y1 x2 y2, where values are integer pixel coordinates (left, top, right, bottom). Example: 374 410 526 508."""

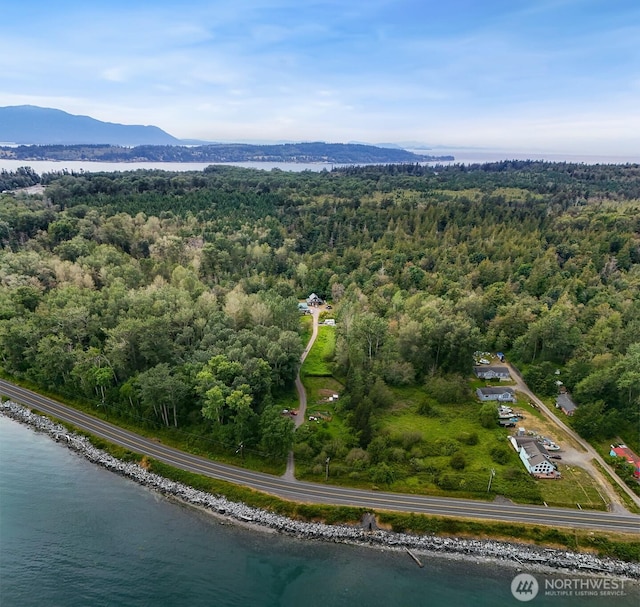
435 437 460 456
367 435 390 464
425 374 472 404
401 430 423 449
345 447 370 471
458 431 479 446
450 451 466 470
479 403 498 428
368 378 394 409
409 457 426 472
382 361 415 386
371 462 396 485
490 443 513 464
389 447 406 462
417 398 437 416
436 473 458 491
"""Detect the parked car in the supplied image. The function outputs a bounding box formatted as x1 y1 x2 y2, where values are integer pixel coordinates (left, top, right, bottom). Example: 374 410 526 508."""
326 305 332 309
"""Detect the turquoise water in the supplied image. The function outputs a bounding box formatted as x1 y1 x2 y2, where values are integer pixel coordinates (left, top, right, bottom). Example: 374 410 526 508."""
0 416 637 606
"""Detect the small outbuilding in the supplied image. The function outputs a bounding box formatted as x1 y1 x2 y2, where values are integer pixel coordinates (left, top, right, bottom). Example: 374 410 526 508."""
298 302 310 314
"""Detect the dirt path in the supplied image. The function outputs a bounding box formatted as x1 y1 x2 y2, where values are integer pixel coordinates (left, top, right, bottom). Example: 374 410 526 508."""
294 308 319 428
507 363 640 513
283 308 319 481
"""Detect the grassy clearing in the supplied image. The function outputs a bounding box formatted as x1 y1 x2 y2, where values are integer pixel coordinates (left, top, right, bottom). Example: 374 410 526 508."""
301 325 336 377
380 392 515 469
299 375 349 440
335 386 539 502
538 465 608 511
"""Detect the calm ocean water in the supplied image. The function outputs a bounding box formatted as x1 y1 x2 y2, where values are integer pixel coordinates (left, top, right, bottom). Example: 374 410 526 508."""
1 149 638 176
0 416 637 607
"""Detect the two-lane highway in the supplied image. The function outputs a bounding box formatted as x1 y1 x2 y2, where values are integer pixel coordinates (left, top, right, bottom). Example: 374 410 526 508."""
2 378 639 534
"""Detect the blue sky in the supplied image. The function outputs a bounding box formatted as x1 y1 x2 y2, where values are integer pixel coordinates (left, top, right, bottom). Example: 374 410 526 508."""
3 0 639 154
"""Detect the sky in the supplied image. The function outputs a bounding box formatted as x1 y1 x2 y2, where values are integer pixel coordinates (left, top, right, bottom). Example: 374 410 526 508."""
2 0 640 155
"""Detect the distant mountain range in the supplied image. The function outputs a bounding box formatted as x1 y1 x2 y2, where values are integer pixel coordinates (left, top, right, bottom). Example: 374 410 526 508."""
0 106 181 146
0 106 454 163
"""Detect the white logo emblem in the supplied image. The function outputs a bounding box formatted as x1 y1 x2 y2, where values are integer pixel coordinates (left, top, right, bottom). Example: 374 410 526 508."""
511 573 539 602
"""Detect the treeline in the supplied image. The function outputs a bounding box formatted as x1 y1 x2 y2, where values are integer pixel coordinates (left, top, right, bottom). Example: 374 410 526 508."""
0 162 639 462
0 166 40 191
0 142 452 163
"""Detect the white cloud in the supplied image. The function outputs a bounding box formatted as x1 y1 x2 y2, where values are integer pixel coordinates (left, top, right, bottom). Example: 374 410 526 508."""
102 67 128 83
1 1 638 156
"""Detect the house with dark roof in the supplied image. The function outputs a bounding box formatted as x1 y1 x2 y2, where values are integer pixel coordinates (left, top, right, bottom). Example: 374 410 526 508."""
556 392 577 416
476 387 516 403
306 293 324 306
474 366 511 380
510 436 560 479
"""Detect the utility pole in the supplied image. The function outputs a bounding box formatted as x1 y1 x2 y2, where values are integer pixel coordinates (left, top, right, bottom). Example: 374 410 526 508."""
487 468 496 492
236 442 244 462
325 456 330 480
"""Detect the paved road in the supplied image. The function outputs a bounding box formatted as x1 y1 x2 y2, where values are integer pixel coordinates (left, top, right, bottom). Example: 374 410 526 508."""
2 378 639 534
506 363 640 511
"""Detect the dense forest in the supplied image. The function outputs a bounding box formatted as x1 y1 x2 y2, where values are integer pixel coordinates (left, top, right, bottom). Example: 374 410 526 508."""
0 142 452 163
1 161 639 487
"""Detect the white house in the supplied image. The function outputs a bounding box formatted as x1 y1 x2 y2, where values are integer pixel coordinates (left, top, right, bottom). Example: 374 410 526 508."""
509 436 560 479
474 366 511 380
306 293 324 306
476 387 516 403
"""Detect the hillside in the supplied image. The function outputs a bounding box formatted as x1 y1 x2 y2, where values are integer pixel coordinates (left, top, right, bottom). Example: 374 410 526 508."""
0 105 180 146
0 106 453 163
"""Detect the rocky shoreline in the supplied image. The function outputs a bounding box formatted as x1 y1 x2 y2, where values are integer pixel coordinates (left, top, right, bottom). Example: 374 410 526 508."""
2 400 638 580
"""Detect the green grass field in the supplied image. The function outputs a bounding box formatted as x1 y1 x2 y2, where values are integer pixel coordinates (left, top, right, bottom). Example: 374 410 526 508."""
538 465 608 510
301 325 336 377
301 375 348 438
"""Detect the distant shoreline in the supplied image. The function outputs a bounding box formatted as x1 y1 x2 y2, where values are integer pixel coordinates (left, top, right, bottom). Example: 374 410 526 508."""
2 401 638 581
0 141 451 165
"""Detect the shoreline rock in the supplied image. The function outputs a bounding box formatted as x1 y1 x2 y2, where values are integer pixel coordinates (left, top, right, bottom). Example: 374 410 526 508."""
2 400 638 580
